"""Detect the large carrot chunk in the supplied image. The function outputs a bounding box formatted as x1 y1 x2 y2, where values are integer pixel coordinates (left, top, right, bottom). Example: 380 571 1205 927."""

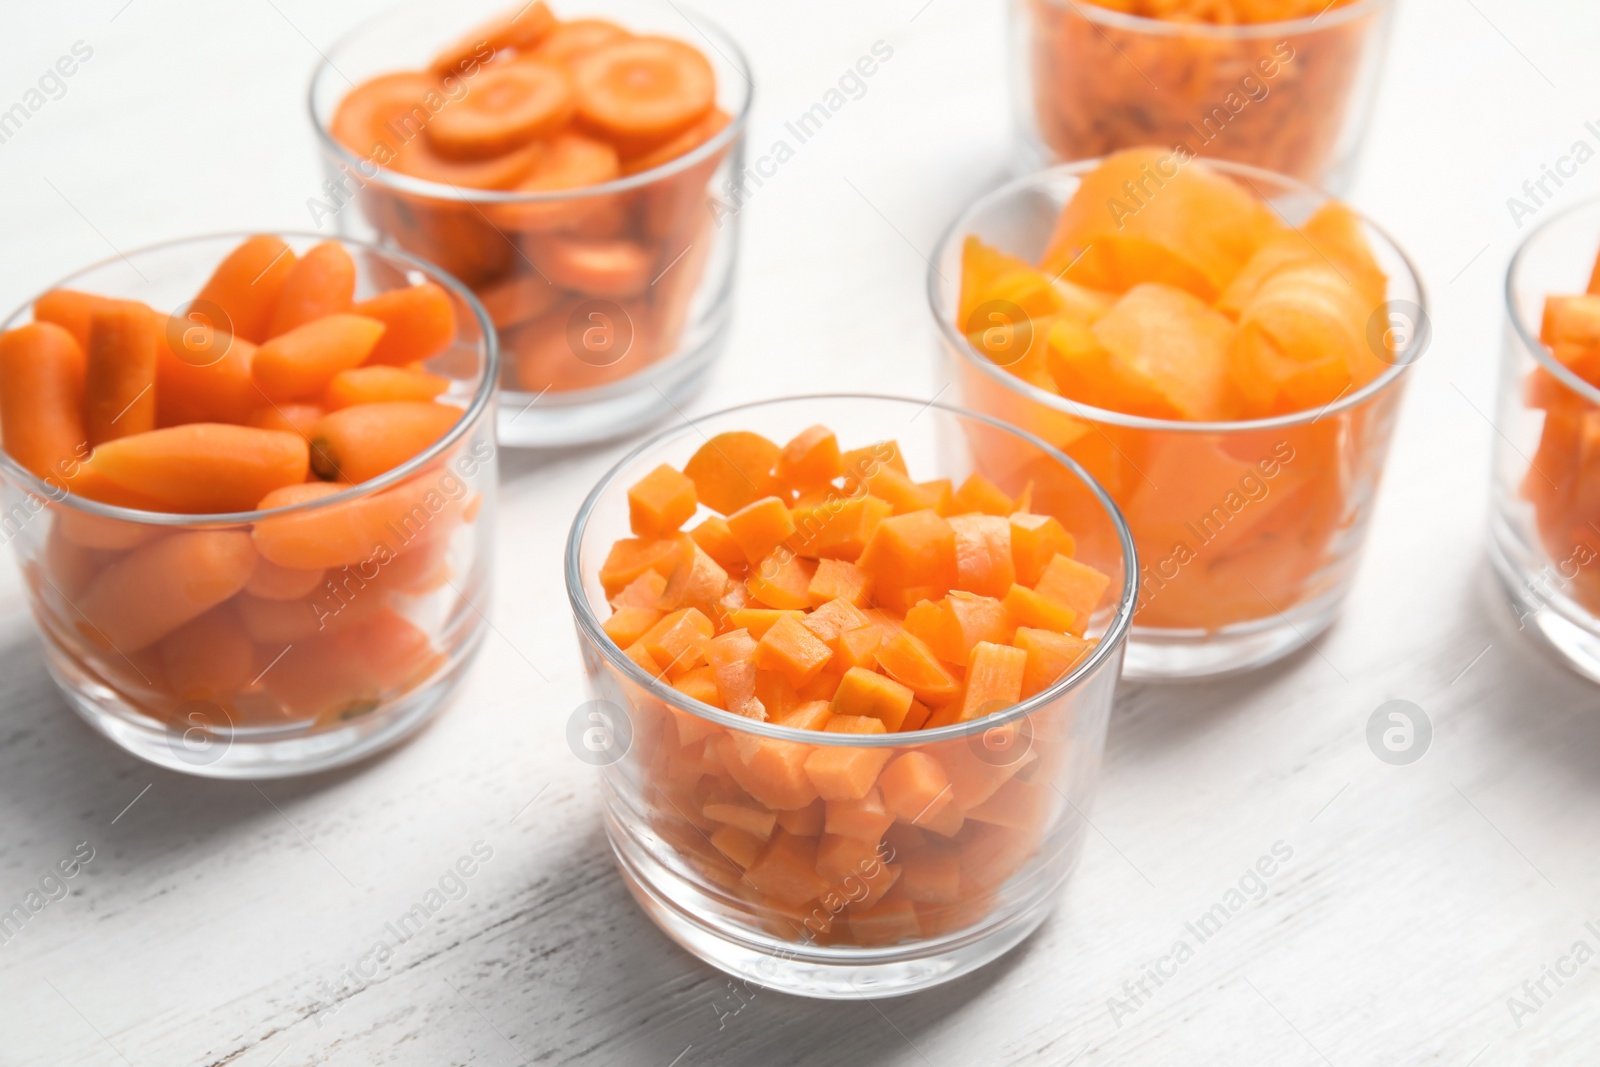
155 319 260 426
804 715 892 801
873 629 960 705
742 829 826 905
1092 283 1235 421
1033 553 1111 634
1014 626 1093 697
858 509 957 602
788 495 892 560
726 495 796 564
948 513 1015 598
878 751 954 826
0 322 86 484
747 550 816 610
777 425 842 489
753 613 834 688
598 536 682 596
682 431 780 515
627 463 698 537
704 628 765 719
1009 513 1075 587
958 641 1027 721
831 667 914 732
77 530 257 651
82 424 309 513
571 37 714 153
720 733 818 811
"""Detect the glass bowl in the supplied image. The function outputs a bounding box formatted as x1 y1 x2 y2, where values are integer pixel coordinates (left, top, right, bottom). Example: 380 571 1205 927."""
1491 195 1600 682
1011 0 1395 193
308 0 750 448
931 159 1426 680
0 232 498 777
565 394 1137 998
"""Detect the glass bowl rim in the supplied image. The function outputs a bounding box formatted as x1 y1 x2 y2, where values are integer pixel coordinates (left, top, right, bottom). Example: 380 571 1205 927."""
1033 0 1391 38
0 229 500 526
563 391 1140 748
307 0 754 205
1505 192 1600 408
928 155 1429 435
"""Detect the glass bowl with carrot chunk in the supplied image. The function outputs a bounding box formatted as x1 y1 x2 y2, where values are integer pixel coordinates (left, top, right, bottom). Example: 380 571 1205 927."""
565 395 1136 998
0 233 497 777
932 150 1426 680
1012 0 1395 192
1493 196 1600 683
309 0 750 447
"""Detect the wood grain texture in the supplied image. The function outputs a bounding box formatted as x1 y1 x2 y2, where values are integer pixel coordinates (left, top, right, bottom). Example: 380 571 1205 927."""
2 0 1600 1064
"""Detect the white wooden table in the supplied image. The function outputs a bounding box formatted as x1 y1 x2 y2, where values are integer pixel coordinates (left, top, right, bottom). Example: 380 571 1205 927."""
2 1 1598 1063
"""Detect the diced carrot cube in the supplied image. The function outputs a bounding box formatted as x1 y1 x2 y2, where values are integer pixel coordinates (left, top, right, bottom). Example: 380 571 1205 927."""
847 885 920 946
787 494 892 560
824 787 895 844
742 829 827 905
835 625 883 672
777 800 825 836
709 824 765 869
1002 583 1078 634
958 824 1039 891
965 778 1051 831
746 550 816 609
831 667 914 732
959 641 1027 721
858 509 957 600
798 668 843 702
900 850 963 905
922 703 961 731
721 733 819 811
804 715 892 800
808 558 871 607
1014 627 1094 697
1009 513 1076 586
682 430 780 515
602 604 661 646
840 440 907 479
900 699 932 732
773 699 833 731
816 833 885 883
704 628 766 719
640 607 715 674
627 463 698 537
777 424 842 489
878 751 954 826
953 474 1014 517
1034 553 1111 635
753 613 834 688
688 515 745 570
704 799 778 839
672 663 724 707
919 479 955 516
655 537 730 618
904 598 958 663
873 630 960 704
726 495 796 564
755 670 801 721
623 639 661 675
611 569 667 609
598 536 682 597
799 597 872 648
859 464 938 515
948 514 1016 598
727 607 805 638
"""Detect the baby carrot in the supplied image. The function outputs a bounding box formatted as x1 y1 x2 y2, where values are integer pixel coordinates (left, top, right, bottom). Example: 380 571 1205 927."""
322 365 448 409
308 401 461 484
76 530 258 651
351 283 457 365
247 403 323 440
155 316 259 426
82 423 310 514
195 235 298 343
85 301 158 445
266 241 356 337
0 322 87 485
159 606 255 702
251 313 386 401
32 289 120 351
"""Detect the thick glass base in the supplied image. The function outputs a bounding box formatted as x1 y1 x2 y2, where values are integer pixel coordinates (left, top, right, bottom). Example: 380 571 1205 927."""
1489 523 1600 685
43 625 484 779
495 317 728 448
606 811 1063 1000
1123 594 1341 682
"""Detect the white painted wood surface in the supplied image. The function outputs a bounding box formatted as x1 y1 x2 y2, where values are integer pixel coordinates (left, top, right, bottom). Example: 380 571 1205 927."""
2 1 1598 1063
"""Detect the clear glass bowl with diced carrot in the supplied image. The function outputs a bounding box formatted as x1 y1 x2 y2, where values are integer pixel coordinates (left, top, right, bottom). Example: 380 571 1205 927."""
309 0 749 447
565 395 1136 998
0 233 498 777
1492 196 1600 683
932 150 1426 680
1012 0 1394 191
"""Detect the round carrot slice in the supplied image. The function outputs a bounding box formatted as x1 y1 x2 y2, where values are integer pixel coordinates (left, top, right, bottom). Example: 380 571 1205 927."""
529 236 652 298
572 37 715 150
425 61 574 161
519 131 620 192
431 1 556 73
330 72 440 161
622 107 730 175
393 136 545 190
535 19 630 64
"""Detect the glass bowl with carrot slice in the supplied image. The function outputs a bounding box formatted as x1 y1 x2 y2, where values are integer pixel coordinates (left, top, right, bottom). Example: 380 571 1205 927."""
1012 0 1395 192
931 149 1427 680
1492 196 1600 683
0 233 498 777
565 395 1136 997
309 0 750 447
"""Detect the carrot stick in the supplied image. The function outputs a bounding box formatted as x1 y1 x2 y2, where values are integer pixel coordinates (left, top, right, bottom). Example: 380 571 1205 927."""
85 302 158 445
266 241 356 338
76 530 258 651
0 322 87 485
251 313 386 401
195 235 298 343
82 423 310 514
351 283 457 365
308 401 461 484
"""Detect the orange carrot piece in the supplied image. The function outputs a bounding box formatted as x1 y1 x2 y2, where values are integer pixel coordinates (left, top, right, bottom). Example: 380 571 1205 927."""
682 431 779 515
788 494 892 561
1002 583 1077 633
1014 627 1094 697
937 591 1017 666
84 302 157 445
571 37 715 153
308 401 460 484
266 241 356 337
245 557 326 600
155 318 260 426
773 699 833 731
640 607 715 674
654 536 729 617
529 235 654 299
534 18 630 64
598 536 683 596
76 530 258 651
603 604 662 647
777 425 843 490
350 283 458 366
322 365 448 409
252 314 386 402
1009 513 1076 587
948 514 1016 599
720 734 819 812
874 629 961 705
246 402 323 440
920 479 956 517
747 550 816 610
835 626 883 672
1034 553 1111 635
430 1 555 71
672 663 724 707
776 800 825 837
611 569 668 609
688 515 745 570
32 289 120 351
704 628 765 719
900 850 963 905
807 558 870 607
726 495 796 564
858 509 957 600
952 474 1014 517
816 831 886 884
426 60 574 160
841 440 907 479
878 751 954 826
742 829 826 904
159 606 255 701
825 788 895 843
708 823 764 870
82 424 309 514
703 797 777 840
195 235 297 344
753 613 835 688
798 597 872 649
0 322 86 484
959 642 1027 721
726 607 805 639
900 699 932 732
628 463 698 537
831 667 914 732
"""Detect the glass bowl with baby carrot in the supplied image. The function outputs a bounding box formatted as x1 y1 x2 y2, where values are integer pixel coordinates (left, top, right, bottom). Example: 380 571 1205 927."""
931 151 1427 680
565 394 1137 997
0 232 498 777
308 0 750 448
1491 196 1600 683
1011 0 1395 192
